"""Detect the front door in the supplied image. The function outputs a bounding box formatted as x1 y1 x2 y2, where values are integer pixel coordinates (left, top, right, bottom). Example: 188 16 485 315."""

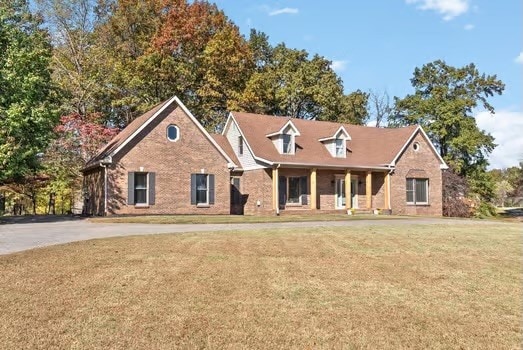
335 178 346 209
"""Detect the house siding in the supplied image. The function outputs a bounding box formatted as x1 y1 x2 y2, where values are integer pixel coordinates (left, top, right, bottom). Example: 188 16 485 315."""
391 132 443 215
241 168 273 215
106 106 231 215
225 118 263 170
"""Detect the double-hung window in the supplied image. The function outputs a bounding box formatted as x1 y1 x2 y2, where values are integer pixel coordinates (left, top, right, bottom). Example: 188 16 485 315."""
282 134 292 154
335 139 345 157
128 172 155 206
191 174 215 206
406 178 429 204
196 174 208 204
238 136 244 155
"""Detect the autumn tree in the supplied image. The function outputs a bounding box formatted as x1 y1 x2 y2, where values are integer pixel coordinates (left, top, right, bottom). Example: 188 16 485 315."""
338 90 369 125
0 0 58 183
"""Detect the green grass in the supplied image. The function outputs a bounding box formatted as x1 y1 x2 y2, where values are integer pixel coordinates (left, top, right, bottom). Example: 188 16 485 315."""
0 223 521 349
90 213 402 224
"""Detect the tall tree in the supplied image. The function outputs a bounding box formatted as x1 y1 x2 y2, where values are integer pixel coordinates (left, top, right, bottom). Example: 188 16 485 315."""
391 60 504 175
368 89 392 127
197 24 254 130
237 43 345 120
391 60 505 209
0 0 58 183
36 0 100 116
338 90 369 125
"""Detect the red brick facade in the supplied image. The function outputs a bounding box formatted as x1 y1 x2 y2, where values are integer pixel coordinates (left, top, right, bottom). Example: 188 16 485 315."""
390 132 443 216
83 97 445 216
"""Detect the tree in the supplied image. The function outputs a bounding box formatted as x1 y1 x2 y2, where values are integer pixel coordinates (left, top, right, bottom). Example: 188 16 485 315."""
338 90 369 125
196 24 254 130
0 0 58 183
368 89 392 127
35 0 101 116
391 60 505 206
237 43 345 121
392 60 504 175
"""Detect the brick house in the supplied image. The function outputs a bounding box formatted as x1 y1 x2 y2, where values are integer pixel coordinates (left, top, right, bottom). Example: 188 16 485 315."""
82 96 448 216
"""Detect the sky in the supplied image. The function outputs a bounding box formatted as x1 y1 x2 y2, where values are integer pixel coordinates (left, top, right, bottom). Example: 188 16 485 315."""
212 0 522 169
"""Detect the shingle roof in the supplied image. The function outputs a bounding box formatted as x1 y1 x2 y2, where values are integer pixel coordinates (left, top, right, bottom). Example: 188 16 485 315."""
230 112 419 168
211 134 240 167
84 100 170 169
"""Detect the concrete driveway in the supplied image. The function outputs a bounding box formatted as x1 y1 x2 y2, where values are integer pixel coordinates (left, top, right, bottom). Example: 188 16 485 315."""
0 216 497 255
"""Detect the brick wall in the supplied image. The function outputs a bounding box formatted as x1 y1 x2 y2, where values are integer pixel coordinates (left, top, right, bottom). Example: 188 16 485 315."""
106 105 231 215
390 132 443 216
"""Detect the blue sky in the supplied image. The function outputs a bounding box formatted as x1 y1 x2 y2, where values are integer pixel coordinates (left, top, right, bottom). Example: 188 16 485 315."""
213 0 522 169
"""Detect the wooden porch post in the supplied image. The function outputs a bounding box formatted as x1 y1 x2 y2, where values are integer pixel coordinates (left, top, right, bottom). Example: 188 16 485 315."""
272 167 279 210
345 170 351 210
310 168 317 209
366 171 372 209
384 172 391 210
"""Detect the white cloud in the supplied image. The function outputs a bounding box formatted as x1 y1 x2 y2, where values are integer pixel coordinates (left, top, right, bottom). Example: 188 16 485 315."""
515 52 523 64
330 60 349 72
406 0 470 21
475 109 523 169
269 7 298 16
464 23 474 30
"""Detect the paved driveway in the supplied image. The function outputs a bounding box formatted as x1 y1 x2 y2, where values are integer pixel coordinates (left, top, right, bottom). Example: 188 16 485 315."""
0 217 497 255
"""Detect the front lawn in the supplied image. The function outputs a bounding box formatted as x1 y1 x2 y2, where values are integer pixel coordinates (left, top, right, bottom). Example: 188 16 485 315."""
0 223 520 349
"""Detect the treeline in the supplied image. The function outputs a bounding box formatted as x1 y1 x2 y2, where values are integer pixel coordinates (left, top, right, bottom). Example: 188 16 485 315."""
0 0 516 217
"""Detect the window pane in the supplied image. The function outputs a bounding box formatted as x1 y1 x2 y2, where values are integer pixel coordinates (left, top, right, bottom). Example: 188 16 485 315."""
406 178 414 202
282 134 291 153
196 174 208 204
135 189 147 204
288 177 300 203
335 139 344 156
238 136 243 154
416 179 428 203
167 125 178 140
135 173 147 189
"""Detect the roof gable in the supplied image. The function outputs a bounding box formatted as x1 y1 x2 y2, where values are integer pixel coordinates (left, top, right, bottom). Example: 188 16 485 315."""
84 96 237 170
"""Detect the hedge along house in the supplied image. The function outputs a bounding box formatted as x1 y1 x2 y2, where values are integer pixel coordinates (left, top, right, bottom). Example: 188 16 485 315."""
82 96 448 216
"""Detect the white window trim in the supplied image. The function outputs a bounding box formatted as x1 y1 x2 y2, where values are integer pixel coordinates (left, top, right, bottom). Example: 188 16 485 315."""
406 178 429 205
134 172 149 206
166 125 180 142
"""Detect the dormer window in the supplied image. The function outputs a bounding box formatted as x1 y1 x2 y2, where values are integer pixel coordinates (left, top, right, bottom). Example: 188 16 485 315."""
318 126 351 158
266 119 300 155
335 139 345 157
282 134 292 154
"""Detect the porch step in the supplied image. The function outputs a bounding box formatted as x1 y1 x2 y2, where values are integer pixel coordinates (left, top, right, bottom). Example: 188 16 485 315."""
277 208 387 216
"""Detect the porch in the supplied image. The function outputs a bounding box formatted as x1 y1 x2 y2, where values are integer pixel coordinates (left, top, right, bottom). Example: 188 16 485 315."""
270 167 392 212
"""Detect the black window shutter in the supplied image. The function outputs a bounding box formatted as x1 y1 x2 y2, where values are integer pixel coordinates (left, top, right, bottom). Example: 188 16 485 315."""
300 176 308 205
209 174 215 204
278 176 287 207
190 174 196 205
148 172 156 205
128 172 135 205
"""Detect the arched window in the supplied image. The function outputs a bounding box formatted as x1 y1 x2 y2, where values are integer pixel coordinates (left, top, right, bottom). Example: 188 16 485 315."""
167 125 179 142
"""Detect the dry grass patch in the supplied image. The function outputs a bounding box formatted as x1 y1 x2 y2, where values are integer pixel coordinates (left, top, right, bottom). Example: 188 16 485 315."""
0 223 521 349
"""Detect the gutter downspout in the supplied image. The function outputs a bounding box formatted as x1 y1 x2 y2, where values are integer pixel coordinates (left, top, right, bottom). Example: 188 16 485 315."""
100 163 108 216
387 165 395 211
100 156 112 216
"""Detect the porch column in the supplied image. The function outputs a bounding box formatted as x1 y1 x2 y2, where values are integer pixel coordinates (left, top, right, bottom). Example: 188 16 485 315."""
366 171 372 209
310 168 317 209
384 171 391 210
272 167 279 210
345 170 351 210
